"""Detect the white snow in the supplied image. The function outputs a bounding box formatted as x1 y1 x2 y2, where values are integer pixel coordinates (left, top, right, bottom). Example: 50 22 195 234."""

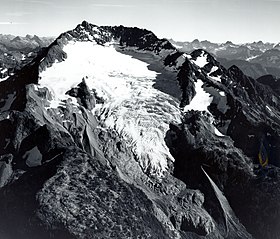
184 79 213 113
23 146 43 167
84 30 94 41
92 26 100 33
39 40 182 176
93 34 100 39
266 105 272 112
184 82 226 136
192 54 208 68
219 91 225 96
0 76 9 82
0 68 7 74
207 66 222 83
246 55 259 61
209 66 218 74
172 43 183 49
214 127 225 137
209 75 222 83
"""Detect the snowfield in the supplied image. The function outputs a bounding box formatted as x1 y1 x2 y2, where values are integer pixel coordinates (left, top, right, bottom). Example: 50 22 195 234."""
39 40 182 176
192 53 208 68
184 79 213 113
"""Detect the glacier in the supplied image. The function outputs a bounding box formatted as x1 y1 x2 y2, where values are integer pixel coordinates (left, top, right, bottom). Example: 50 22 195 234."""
39 40 182 176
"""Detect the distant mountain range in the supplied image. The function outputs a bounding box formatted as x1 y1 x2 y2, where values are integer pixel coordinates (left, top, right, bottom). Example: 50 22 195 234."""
2 35 280 83
0 34 54 80
170 39 280 79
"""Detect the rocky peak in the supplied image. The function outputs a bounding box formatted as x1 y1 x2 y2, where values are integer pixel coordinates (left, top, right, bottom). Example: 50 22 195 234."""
11 36 22 42
224 40 234 45
192 39 200 44
81 20 93 29
228 64 244 78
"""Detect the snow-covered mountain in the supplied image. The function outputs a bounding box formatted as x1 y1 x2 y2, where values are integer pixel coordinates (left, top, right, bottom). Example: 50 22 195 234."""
0 21 280 239
170 39 280 79
0 34 54 81
169 39 274 59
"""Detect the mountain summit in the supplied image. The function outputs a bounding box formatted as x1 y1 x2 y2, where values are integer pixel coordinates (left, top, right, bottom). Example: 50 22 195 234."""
0 21 280 239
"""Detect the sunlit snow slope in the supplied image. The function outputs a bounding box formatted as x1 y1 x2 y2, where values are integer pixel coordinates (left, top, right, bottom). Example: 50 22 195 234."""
39 41 182 176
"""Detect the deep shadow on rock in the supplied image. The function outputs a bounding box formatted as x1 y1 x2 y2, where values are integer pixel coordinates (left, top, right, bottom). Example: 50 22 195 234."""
165 110 280 239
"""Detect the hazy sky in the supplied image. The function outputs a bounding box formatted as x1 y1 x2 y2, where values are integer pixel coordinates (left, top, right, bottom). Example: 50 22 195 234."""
1 0 280 43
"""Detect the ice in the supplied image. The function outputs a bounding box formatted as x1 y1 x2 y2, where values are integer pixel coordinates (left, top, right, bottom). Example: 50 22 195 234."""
39 40 182 176
23 146 43 167
184 79 213 113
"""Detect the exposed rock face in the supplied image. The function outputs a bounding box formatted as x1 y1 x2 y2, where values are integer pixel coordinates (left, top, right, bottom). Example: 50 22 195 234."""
66 78 96 110
37 149 170 239
257 74 280 95
0 21 279 239
166 112 280 239
164 48 280 239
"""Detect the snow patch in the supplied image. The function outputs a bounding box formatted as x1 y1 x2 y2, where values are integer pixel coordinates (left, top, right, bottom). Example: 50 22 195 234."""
192 54 208 68
184 79 213 113
246 55 259 61
209 66 219 74
172 43 183 49
0 76 9 82
214 127 225 137
0 68 8 74
209 75 222 83
266 105 272 112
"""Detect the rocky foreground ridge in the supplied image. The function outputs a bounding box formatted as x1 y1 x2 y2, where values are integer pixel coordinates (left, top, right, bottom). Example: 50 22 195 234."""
0 21 279 239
